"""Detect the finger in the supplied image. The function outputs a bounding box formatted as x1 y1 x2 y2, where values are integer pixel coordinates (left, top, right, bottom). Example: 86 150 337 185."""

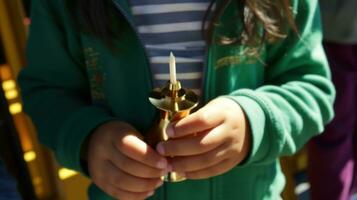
109 145 167 178
115 133 168 169
170 142 228 172
104 161 163 193
185 159 235 180
157 125 226 156
105 184 154 200
168 104 224 138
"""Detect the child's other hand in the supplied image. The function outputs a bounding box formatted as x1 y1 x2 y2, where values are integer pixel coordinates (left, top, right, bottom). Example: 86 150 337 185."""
156 97 251 179
87 121 168 200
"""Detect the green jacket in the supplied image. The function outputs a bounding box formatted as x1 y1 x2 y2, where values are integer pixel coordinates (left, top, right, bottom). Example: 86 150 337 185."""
18 0 335 199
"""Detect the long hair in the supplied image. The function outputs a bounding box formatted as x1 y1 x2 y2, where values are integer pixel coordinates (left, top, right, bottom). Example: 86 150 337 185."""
205 0 297 46
66 0 297 47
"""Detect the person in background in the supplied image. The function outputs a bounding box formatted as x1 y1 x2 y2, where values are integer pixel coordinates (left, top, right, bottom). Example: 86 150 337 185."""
308 1 357 199
18 0 335 199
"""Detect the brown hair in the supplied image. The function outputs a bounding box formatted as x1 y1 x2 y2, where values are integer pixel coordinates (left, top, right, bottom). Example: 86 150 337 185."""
66 0 297 48
204 0 297 46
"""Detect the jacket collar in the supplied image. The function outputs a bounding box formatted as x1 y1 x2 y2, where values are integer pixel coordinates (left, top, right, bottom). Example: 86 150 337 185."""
111 0 132 18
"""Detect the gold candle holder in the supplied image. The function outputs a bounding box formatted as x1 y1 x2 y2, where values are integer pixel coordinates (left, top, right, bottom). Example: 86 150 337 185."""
146 81 199 182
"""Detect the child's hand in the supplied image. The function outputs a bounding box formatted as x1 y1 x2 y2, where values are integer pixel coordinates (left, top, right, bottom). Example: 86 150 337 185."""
156 98 251 179
87 121 168 200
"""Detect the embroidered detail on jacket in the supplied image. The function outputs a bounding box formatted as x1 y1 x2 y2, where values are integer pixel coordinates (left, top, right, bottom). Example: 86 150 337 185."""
215 55 257 69
215 47 266 69
84 47 107 105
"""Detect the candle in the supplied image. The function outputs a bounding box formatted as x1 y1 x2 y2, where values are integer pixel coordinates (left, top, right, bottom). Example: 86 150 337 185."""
169 52 177 84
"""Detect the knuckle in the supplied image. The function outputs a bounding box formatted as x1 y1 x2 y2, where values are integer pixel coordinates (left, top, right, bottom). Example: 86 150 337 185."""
231 146 241 156
225 131 236 142
225 144 239 156
223 108 232 118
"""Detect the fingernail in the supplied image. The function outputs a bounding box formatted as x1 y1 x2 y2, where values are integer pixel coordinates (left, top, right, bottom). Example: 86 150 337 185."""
157 159 167 169
147 191 154 197
156 143 165 155
166 124 174 138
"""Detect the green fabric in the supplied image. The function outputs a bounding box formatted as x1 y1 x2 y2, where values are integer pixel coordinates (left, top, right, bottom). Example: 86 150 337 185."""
18 0 335 199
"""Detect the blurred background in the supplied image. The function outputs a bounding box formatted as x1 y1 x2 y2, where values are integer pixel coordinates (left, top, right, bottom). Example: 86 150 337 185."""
0 0 91 199
0 0 311 199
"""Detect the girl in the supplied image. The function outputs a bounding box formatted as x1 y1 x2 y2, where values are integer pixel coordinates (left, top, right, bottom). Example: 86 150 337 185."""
18 0 335 199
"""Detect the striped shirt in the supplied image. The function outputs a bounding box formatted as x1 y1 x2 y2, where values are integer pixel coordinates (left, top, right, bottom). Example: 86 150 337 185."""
128 0 213 96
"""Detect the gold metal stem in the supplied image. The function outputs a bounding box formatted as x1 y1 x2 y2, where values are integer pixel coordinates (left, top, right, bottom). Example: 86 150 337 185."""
146 81 199 182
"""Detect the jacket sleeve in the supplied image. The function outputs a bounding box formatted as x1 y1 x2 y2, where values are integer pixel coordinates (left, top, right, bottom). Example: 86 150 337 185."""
226 0 335 165
18 0 116 173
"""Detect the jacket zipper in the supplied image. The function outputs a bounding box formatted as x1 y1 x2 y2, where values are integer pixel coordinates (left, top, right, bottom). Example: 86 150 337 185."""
201 47 209 104
201 0 217 104
111 0 154 89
